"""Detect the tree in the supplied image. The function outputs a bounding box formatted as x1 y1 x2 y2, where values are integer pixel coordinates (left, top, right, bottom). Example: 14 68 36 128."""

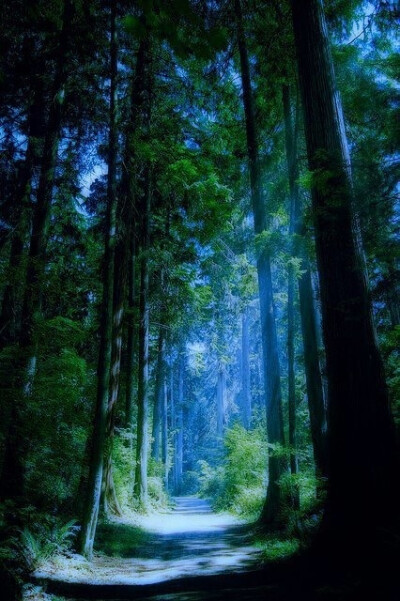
234 0 286 527
282 84 328 488
290 0 399 554
78 0 119 557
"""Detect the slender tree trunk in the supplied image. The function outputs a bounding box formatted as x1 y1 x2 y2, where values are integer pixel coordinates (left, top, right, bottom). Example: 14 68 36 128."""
125 236 137 431
291 0 399 553
285 147 299 510
174 353 184 494
79 0 119 557
162 379 168 489
216 364 226 439
170 364 176 492
298 267 328 482
102 180 132 518
124 236 137 487
235 0 285 527
281 86 300 509
282 84 328 486
241 308 251 429
134 168 151 508
176 410 183 494
0 0 73 506
152 328 165 462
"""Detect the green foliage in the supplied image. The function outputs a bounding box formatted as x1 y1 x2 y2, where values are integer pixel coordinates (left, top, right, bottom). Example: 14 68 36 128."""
381 326 400 427
110 430 136 511
5 519 78 572
95 522 151 558
256 537 300 562
148 476 170 509
22 319 92 513
199 424 268 518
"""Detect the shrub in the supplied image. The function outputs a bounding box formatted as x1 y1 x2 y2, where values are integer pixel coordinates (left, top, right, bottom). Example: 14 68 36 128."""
198 424 268 518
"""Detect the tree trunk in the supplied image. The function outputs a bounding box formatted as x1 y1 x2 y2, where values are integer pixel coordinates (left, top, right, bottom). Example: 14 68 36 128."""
282 83 328 487
291 0 399 554
170 364 175 492
284 105 300 507
241 308 252 429
281 86 301 509
78 0 119 557
173 353 185 494
216 364 226 439
162 379 168 489
235 0 285 527
152 328 165 462
298 267 328 482
125 236 137 431
133 167 151 508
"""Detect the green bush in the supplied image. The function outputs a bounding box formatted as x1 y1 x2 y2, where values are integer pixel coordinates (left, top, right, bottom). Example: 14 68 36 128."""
181 470 201 495
198 424 268 518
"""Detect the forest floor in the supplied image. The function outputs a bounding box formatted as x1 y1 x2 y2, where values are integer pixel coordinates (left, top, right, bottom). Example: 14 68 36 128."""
29 497 400 601
30 497 270 599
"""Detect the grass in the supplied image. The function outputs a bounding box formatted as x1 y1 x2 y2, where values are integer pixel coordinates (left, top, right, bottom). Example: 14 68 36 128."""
94 520 153 557
255 535 301 563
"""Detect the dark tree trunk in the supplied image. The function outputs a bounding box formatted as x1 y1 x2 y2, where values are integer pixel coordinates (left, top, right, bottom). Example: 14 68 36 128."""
235 0 285 527
79 0 119 557
291 0 399 553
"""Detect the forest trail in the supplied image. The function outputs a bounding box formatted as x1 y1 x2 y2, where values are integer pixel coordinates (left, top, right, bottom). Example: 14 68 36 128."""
34 497 267 599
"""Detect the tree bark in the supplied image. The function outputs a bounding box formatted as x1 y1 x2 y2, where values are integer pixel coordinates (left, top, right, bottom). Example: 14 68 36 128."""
235 0 286 527
291 0 399 553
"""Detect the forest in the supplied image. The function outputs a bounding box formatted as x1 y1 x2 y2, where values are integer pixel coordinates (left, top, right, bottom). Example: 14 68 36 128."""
0 0 399 599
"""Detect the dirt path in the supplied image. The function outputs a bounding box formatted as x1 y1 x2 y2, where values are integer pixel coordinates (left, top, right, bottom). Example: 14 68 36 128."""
34 497 266 599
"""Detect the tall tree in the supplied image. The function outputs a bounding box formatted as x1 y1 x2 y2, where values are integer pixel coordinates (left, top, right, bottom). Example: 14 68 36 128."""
291 0 399 553
133 164 151 507
79 0 119 557
282 84 328 488
234 0 286 526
